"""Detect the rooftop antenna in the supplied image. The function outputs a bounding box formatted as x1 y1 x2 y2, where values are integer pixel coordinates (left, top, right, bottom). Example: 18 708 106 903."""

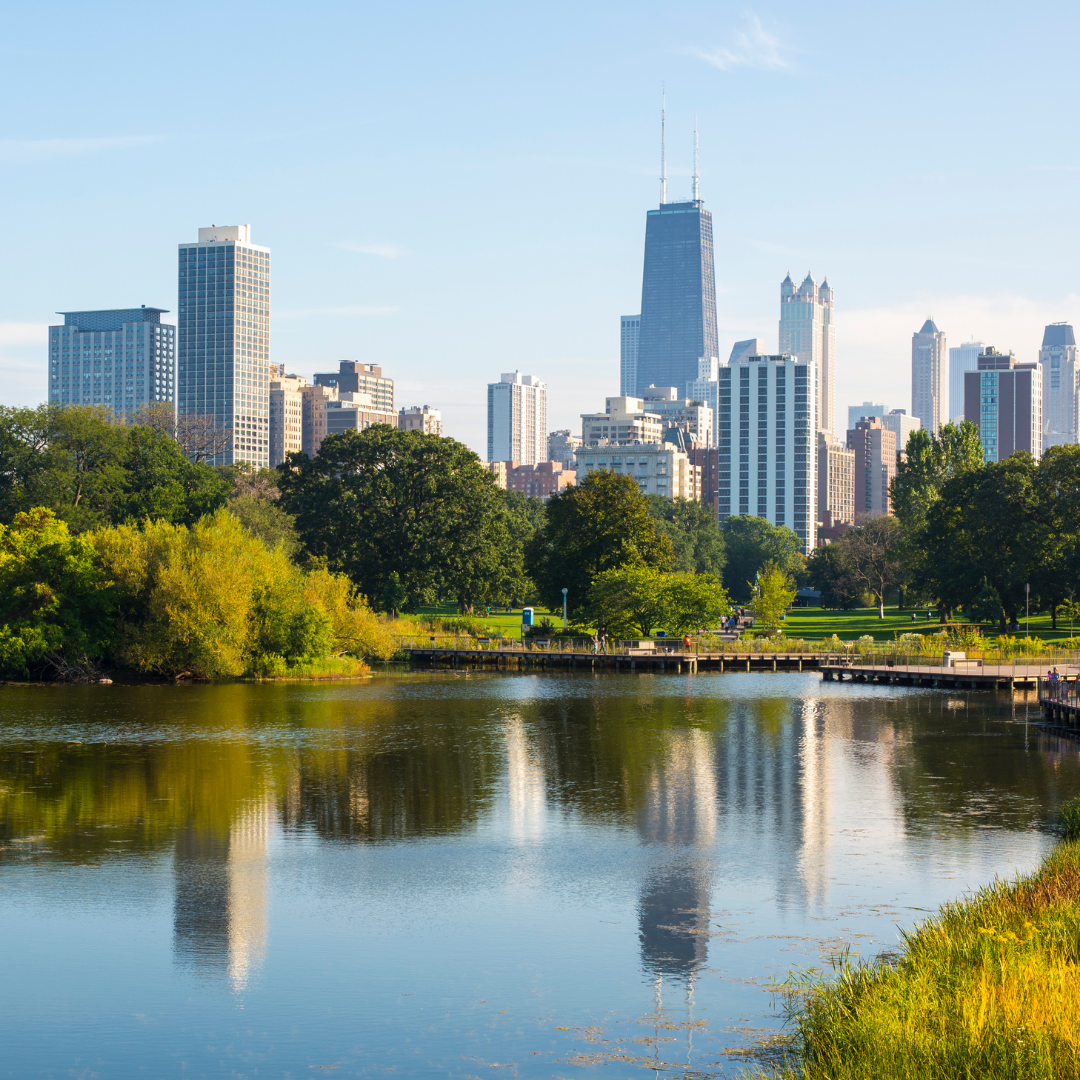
692 115 699 201
660 85 667 205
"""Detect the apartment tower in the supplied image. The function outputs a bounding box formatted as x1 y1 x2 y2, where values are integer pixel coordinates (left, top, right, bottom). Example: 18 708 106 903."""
487 372 547 464
911 318 947 435
847 417 896 519
779 273 835 433
964 348 1043 462
948 340 985 424
1040 323 1078 448
178 225 270 467
268 364 307 466
620 315 640 396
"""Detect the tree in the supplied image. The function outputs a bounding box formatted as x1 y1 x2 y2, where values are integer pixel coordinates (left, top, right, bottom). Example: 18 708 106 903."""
660 572 731 635
586 565 667 637
646 495 726 576
748 561 797 633
380 572 408 617
964 577 1004 628
1060 597 1080 639
841 516 904 619
526 470 673 613
278 425 524 613
720 515 805 603
805 543 862 609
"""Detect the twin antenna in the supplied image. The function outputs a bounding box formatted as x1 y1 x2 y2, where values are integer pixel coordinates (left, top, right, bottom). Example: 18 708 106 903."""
659 89 699 205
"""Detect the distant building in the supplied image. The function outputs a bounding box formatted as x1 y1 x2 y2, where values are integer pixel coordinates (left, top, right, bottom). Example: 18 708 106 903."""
641 385 713 448
575 442 700 501
847 402 885 431
948 341 984 424
687 445 720 517
398 405 442 436
581 396 663 446
779 273 835 433
880 409 921 455
1040 323 1078 449
300 383 337 457
487 371 547 464
312 362 393 412
911 318 947 435
964 348 1043 462
505 460 575 500
269 364 307 465
547 429 582 470
48 307 174 417
620 315 640 396
817 432 855 535
728 339 764 365
686 356 721 445
717 353 818 554
485 460 508 488
325 394 398 439
847 417 896 519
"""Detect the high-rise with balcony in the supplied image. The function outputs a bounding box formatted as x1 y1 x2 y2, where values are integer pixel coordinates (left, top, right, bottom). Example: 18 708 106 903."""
1040 323 1078 449
911 318 947 435
48 307 174 417
779 273 835 433
487 372 547 464
178 225 270 467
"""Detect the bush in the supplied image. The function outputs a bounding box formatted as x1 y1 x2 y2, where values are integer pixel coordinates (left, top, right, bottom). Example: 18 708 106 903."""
1062 796 1080 840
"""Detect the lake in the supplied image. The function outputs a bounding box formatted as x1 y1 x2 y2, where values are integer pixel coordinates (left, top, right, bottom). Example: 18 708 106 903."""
1 671 1078 1078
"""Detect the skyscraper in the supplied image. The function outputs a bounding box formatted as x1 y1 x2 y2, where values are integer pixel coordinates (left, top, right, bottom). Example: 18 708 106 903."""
634 111 718 397
911 318 947 435
487 372 547 464
847 417 896 519
177 225 270 467
717 353 818 553
620 315 640 396
1040 322 1078 449
779 273 835 433
948 340 984 424
48 307 174 417
964 348 1043 463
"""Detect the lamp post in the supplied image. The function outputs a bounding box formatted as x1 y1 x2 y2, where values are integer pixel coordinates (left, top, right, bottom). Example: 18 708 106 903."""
1026 583 1030 638
562 587 568 631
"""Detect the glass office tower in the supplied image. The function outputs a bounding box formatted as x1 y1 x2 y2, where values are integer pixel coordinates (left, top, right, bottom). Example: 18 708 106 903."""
635 199 718 397
177 225 270 467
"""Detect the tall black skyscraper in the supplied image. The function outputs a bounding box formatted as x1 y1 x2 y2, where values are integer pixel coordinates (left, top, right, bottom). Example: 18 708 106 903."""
634 112 718 396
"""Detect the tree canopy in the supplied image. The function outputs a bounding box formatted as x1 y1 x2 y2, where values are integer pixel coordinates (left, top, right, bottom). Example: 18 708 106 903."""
585 565 729 638
646 495 726 576
720 515 805 603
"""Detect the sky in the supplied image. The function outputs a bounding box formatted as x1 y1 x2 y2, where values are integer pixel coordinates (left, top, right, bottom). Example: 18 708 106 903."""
2 0 1079 455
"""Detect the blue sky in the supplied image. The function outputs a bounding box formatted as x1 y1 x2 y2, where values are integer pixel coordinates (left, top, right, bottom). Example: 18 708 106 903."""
2 0 1078 453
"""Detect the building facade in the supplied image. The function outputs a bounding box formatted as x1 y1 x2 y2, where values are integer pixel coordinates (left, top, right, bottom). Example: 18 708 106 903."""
505 460 576 500
313 362 393 412
779 273 835 434
398 405 442 436
911 318 947 435
635 199 718 397
547 429 582 470
880 409 920 455
948 341 985 424
964 348 1043 462
178 225 270 467
269 364 307 466
49 307 174 417
574 442 700 501
847 417 896 519
300 383 337 458
325 396 398 439
1040 323 1078 449
686 356 720 445
581 396 663 446
487 372 547 464
816 432 855 535
641 386 713 447
717 353 818 553
620 314 640 396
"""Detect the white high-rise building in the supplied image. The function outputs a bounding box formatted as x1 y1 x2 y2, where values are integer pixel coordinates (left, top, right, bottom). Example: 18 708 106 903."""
487 372 547 464
48 307 175 417
717 353 818 553
686 355 721 445
779 273 834 434
911 319 947 435
620 315 640 396
1040 323 1078 449
178 225 270 467
948 340 984 424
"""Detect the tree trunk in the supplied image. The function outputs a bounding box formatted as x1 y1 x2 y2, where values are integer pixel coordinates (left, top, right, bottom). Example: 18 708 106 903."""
897 587 906 609
999 609 1008 635
878 593 885 619
1052 602 1058 630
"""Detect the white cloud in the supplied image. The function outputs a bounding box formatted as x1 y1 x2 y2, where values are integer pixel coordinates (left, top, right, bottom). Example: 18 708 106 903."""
695 14 788 72
0 136 162 162
331 242 407 258
275 305 399 320
0 322 47 345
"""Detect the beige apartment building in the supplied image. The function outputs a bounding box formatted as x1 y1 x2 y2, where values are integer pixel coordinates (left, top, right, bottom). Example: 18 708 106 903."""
269 365 307 466
847 417 896 519
816 432 855 541
300 383 337 457
581 396 664 446
574 442 700 501
398 405 442 436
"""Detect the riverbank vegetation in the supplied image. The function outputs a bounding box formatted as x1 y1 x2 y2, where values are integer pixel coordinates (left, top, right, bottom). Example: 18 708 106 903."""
769 798 1080 1079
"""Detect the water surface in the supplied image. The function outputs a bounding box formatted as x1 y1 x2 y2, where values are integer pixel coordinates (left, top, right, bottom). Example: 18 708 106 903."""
1 672 1077 1078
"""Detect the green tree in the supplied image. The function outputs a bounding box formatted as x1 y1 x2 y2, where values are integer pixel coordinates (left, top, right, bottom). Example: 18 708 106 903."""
748 561 797 633
840 515 905 619
805 543 862 609
660 572 731 635
1060 597 1080 639
720 515 805 603
226 466 300 557
380 571 408 617
645 495 726 575
964 577 1004 628
277 425 523 613
585 564 667 637
525 470 674 613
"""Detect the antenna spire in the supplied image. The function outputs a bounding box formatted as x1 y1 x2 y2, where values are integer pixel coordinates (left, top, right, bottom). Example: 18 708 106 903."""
660 85 667 205
692 115 699 201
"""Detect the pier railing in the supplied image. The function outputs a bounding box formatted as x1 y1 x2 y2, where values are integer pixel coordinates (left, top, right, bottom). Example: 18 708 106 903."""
396 635 824 656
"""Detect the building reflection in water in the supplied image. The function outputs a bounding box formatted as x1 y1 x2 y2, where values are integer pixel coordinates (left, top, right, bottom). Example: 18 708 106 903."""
173 800 270 993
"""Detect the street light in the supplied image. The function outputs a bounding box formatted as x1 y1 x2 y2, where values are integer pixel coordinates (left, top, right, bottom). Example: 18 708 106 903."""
1026 582 1030 638
562 587 568 631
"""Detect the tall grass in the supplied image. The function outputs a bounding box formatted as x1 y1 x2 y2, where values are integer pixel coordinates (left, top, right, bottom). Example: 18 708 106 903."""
769 798 1080 1079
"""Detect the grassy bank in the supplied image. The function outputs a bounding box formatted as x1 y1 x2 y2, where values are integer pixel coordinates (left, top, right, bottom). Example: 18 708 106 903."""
769 800 1080 1079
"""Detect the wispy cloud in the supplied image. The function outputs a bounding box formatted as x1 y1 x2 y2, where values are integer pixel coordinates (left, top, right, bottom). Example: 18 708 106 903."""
275 306 399 320
694 14 788 72
0 322 48 344
331 242 407 258
0 136 163 162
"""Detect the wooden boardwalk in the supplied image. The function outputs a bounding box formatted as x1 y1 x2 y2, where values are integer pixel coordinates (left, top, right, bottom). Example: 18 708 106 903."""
822 659 1065 690
1040 681 1080 726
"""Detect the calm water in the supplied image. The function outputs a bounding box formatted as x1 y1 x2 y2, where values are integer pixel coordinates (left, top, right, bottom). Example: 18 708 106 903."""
2 672 1079 1078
